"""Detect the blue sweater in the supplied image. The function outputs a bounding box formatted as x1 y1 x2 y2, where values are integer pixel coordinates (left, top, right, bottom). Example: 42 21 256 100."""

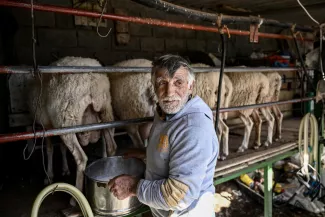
136 95 219 217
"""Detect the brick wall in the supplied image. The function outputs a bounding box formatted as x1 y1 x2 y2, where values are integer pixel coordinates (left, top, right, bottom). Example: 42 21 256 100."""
6 0 282 66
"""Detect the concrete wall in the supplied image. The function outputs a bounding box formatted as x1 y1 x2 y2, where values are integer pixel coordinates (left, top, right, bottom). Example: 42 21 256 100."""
7 0 286 66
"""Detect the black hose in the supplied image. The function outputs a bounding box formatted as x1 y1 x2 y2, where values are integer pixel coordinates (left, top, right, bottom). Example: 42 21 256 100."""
131 0 315 32
290 29 316 92
215 34 226 133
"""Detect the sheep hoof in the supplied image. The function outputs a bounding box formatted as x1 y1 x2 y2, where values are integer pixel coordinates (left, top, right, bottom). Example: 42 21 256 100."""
43 179 49 186
264 141 271 147
237 147 246 153
62 170 71 176
253 142 261 150
70 197 77 207
43 178 52 186
274 135 281 142
218 154 227 161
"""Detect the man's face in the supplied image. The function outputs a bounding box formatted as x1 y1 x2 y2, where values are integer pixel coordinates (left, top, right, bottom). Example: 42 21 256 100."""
154 66 193 114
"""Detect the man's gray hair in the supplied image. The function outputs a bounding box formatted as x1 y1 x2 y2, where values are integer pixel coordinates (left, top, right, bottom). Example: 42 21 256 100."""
151 54 195 86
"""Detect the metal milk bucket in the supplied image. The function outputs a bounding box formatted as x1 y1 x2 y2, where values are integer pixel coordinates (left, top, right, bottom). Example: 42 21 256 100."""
84 156 146 216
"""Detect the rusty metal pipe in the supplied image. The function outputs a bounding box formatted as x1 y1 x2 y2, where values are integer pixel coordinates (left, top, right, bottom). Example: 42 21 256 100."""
0 1 313 42
0 66 312 74
131 0 314 32
0 117 153 144
0 97 314 143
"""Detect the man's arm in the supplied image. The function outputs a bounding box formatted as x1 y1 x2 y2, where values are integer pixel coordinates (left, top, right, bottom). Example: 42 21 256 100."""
137 126 218 211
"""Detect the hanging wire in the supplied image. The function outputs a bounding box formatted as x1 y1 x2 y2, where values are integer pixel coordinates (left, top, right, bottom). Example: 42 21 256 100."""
96 0 112 38
215 33 226 133
297 0 324 81
291 28 316 92
22 0 51 185
296 0 320 25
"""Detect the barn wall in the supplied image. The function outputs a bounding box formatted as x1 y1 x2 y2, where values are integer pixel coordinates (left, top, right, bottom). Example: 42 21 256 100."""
8 0 285 66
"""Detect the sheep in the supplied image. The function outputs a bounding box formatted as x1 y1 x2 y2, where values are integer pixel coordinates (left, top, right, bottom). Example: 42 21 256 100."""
109 59 157 147
191 63 233 160
262 72 283 142
226 72 275 152
185 52 276 153
27 56 116 206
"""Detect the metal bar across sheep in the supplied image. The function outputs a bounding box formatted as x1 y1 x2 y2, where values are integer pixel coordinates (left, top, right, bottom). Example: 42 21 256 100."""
0 66 312 74
0 97 315 144
0 1 314 42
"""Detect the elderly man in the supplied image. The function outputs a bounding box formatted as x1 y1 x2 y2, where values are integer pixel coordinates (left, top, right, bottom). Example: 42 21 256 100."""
108 54 219 217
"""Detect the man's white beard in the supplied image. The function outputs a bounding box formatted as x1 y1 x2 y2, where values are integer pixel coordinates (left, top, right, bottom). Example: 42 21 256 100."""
158 92 190 114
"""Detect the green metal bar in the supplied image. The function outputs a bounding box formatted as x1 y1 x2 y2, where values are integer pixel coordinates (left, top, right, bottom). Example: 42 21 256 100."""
264 164 273 217
214 149 298 185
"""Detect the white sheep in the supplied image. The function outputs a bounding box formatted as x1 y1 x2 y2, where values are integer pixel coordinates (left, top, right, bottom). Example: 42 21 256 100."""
191 63 233 160
210 53 282 149
306 47 321 68
109 59 157 147
226 72 275 152
262 72 283 141
27 56 116 206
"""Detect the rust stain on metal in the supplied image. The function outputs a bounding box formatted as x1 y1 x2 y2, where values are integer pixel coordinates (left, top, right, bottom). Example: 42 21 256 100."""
0 131 54 144
0 66 9 74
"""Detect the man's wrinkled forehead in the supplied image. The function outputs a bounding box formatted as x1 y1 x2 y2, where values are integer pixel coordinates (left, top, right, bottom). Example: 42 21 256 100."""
155 66 188 81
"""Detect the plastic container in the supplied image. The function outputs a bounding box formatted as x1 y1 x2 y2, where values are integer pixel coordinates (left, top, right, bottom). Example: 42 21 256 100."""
240 174 254 188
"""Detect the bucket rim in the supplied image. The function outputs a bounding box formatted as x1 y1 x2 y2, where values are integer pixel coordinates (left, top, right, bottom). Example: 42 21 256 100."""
84 156 145 183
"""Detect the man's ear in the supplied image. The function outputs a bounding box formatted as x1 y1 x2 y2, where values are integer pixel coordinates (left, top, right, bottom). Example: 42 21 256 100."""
189 80 195 92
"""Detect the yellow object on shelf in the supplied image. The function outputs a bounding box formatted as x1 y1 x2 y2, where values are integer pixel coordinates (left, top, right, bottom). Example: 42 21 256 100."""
240 174 254 188
273 181 283 193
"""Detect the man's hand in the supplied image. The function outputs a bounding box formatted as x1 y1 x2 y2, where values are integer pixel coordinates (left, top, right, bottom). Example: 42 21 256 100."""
122 148 146 160
107 175 140 200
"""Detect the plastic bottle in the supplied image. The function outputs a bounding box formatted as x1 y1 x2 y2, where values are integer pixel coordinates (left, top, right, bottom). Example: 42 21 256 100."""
240 174 254 188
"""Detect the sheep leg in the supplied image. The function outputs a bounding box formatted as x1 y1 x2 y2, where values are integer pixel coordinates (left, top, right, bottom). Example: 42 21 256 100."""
126 125 144 148
44 137 54 185
60 143 70 176
237 115 253 153
139 122 153 147
272 105 283 141
251 110 262 149
218 119 229 161
103 128 117 156
60 134 87 207
101 132 107 158
260 107 275 147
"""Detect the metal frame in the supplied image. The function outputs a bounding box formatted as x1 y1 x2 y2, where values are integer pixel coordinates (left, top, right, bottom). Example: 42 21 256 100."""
0 1 320 217
0 97 314 144
0 66 313 74
0 1 315 41
131 0 315 32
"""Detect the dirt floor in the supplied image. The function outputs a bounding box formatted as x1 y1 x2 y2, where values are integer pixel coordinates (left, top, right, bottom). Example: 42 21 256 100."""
0 118 324 217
